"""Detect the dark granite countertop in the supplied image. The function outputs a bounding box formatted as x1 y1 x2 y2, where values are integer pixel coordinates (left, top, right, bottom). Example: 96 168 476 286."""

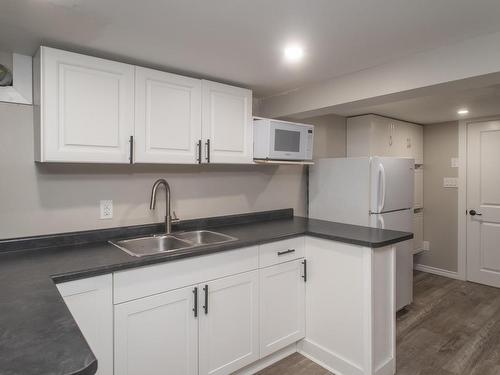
0 211 412 375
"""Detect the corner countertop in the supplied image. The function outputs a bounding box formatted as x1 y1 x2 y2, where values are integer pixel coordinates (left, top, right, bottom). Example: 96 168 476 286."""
0 215 412 375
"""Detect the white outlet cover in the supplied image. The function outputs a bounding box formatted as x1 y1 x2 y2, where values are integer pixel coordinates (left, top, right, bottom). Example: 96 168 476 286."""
451 157 459 168
443 177 458 188
100 200 113 219
423 241 430 251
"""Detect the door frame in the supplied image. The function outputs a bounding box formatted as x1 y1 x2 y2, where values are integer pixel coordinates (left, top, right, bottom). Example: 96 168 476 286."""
457 116 500 282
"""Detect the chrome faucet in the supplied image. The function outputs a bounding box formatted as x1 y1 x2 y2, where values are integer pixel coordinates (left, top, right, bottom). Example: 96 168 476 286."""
150 179 178 234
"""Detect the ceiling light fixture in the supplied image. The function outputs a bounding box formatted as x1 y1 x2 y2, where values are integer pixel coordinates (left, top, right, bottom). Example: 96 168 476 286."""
284 44 304 63
457 108 469 115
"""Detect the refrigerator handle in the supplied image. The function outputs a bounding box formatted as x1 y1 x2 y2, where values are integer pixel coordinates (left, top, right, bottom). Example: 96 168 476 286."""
378 163 387 212
378 215 385 229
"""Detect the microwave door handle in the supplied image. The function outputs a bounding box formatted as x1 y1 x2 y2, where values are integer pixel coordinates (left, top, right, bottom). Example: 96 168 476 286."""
378 163 386 212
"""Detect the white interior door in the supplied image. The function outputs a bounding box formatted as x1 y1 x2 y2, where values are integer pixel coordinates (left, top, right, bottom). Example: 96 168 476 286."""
467 120 500 288
114 286 198 375
134 67 202 164
199 270 259 375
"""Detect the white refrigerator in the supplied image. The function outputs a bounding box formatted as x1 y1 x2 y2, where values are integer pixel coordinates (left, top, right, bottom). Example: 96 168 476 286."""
309 157 414 310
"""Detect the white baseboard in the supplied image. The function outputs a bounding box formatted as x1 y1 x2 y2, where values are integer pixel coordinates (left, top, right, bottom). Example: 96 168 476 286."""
234 343 297 375
298 339 364 375
414 263 463 280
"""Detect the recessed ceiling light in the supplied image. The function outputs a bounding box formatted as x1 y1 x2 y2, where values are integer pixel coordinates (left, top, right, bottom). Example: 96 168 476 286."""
457 108 469 115
284 44 304 63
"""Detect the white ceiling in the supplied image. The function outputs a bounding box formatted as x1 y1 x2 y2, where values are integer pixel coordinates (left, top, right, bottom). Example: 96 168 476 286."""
331 84 500 124
2 0 500 97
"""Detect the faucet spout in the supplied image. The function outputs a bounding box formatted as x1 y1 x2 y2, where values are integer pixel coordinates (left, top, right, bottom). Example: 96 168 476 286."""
150 179 173 234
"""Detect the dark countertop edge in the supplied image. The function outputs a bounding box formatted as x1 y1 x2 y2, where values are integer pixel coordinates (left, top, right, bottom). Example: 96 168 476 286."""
51 229 413 284
305 230 414 249
69 361 97 375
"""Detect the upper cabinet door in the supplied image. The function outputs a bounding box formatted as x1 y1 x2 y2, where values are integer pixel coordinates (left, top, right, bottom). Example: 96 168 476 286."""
370 116 393 156
410 124 424 164
35 47 134 163
134 67 202 164
201 80 253 164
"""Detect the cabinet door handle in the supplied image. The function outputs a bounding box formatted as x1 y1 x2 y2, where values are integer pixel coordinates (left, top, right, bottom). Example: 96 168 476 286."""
196 140 202 164
205 139 211 163
277 249 295 256
302 259 307 282
203 284 209 314
193 287 198 318
129 136 134 164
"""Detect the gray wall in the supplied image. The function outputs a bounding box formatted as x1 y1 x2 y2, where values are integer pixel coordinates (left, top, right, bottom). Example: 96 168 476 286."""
0 102 307 238
415 121 458 272
305 114 347 159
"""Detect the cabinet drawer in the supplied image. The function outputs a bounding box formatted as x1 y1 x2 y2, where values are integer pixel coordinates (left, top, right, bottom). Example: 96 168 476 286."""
114 246 258 304
259 237 305 267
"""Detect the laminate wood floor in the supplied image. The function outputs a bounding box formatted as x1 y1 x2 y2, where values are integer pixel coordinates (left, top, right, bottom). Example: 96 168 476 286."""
256 271 500 375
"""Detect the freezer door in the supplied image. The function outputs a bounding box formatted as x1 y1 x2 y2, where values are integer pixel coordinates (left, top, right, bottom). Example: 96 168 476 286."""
309 157 371 226
370 157 414 213
371 209 413 310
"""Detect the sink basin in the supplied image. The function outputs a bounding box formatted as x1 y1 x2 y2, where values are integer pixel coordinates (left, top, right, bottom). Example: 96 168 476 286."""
110 230 238 257
174 230 237 246
111 235 193 257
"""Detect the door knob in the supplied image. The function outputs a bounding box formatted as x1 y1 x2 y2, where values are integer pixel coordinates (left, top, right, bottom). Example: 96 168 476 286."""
469 210 482 216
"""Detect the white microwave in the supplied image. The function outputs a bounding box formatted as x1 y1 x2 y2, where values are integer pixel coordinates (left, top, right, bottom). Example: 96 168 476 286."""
253 118 314 161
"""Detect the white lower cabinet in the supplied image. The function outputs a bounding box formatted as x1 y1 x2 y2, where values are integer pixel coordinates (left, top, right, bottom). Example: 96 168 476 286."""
114 285 198 375
259 259 305 357
199 270 260 375
56 275 113 375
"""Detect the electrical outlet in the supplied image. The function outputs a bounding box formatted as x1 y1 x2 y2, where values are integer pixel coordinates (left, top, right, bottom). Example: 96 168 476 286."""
100 200 113 219
422 241 430 251
443 177 458 188
451 157 459 168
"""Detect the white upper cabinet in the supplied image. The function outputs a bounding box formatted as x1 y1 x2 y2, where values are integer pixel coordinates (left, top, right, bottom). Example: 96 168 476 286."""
347 114 423 164
201 80 253 164
34 47 254 164
34 47 134 163
134 67 202 164
347 115 392 157
409 123 424 164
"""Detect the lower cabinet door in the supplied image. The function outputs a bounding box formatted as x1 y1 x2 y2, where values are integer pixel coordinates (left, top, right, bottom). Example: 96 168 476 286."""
114 286 198 375
199 270 259 375
259 260 306 357
56 274 113 375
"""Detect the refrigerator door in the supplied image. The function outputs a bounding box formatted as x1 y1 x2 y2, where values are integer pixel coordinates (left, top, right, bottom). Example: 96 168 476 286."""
371 209 413 310
370 157 414 214
309 158 371 226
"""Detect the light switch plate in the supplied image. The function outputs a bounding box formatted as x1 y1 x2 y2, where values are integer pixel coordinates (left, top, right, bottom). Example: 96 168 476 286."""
451 157 459 168
443 177 458 188
100 200 113 219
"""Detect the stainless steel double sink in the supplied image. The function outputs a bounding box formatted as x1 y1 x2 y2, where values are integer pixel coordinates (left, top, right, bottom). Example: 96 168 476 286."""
110 230 238 257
